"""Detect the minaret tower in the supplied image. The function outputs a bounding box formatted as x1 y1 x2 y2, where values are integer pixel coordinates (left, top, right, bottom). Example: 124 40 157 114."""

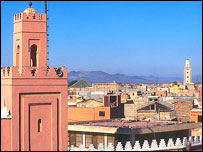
13 2 47 72
184 59 192 85
1 2 68 151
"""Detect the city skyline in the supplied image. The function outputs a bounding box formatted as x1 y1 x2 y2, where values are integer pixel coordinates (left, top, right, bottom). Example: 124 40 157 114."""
1 2 202 151
1 1 202 77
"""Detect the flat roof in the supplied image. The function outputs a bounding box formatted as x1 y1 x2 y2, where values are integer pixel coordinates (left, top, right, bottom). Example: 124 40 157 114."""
68 119 200 135
81 120 173 128
190 108 202 112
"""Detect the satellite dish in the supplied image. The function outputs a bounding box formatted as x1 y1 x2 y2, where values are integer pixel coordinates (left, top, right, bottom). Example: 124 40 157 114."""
56 68 63 77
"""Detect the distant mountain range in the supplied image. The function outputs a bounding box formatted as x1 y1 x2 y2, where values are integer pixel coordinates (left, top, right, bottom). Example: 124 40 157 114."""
68 70 202 84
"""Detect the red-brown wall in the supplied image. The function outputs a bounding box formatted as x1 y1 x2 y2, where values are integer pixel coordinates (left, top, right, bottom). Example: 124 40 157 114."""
1 119 11 151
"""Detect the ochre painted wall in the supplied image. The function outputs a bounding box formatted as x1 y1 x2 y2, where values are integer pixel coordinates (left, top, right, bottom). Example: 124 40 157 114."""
68 107 110 122
190 111 202 122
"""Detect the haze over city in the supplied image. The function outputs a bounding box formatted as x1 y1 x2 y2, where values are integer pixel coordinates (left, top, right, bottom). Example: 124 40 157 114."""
1 1 202 78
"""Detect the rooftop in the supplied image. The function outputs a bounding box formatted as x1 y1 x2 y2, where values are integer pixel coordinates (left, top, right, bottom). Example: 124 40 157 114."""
81 120 175 128
70 79 91 88
68 119 200 135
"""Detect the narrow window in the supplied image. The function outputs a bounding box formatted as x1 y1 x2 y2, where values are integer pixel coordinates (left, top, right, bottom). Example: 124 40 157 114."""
30 44 37 67
38 119 42 132
16 45 20 66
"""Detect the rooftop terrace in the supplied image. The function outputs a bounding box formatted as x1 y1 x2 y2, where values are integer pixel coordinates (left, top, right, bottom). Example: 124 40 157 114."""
81 120 175 128
68 119 200 135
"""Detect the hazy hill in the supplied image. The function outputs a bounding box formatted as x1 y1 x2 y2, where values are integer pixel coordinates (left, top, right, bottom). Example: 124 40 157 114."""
68 70 201 84
69 70 148 84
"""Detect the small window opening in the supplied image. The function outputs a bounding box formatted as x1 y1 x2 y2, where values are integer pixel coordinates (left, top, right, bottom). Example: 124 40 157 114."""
99 111 105 117
38 119 42 132
16 45 20 66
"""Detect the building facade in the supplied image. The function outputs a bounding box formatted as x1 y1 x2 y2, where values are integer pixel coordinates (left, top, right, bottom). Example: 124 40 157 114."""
1 5 68 151
68 119 200 149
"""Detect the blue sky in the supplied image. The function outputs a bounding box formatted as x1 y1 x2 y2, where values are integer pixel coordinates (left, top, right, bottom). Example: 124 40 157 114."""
1 1 202 77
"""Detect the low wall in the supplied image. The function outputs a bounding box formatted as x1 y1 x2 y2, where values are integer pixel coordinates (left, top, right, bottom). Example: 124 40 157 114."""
69 135 202 151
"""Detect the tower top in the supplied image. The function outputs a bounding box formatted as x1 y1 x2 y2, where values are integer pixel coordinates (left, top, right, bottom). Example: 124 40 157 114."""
23 1 37 15
185 59 191 67
24 7 37 15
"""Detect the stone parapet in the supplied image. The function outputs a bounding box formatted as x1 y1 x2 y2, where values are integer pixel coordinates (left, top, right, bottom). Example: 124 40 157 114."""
14 12 46 22
1 66 67 79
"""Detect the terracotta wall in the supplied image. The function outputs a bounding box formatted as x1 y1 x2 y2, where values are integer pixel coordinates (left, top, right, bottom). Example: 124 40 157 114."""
155 91 167 97
1 119 11 151
68 107 110 122
190 111 202 122
174 101 193 122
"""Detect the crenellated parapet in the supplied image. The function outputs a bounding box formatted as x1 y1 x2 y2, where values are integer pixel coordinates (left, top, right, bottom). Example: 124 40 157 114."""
14 12 46 22
1 67 18 78
1 66 67 79
69 135 202 151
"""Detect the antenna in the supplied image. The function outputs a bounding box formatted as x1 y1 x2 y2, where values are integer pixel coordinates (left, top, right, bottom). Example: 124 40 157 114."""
45 1 47 14
45 1 49 68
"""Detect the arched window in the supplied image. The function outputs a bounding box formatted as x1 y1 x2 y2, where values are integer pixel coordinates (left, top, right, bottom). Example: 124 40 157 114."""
16 45 20 66
30 44 37 67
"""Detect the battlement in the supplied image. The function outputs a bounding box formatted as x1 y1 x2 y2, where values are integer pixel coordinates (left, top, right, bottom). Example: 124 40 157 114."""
14 12 46 22
1 66 67 79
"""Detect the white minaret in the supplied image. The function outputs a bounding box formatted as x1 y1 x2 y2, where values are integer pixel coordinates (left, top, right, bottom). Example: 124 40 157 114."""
184 59 192 85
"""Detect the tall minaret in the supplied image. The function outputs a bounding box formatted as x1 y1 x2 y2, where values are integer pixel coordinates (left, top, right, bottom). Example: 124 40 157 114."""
13 2 47 70
184 59 192 85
